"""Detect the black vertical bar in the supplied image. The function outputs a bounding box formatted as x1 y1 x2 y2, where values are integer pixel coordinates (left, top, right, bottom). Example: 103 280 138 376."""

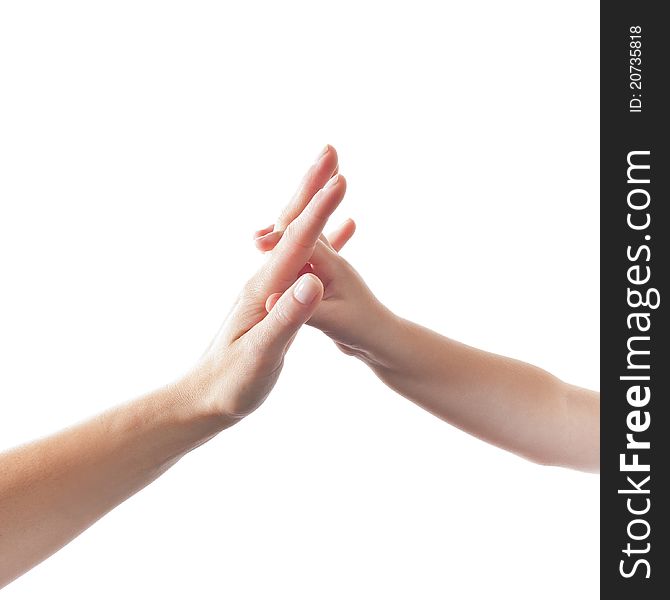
601 2 669 596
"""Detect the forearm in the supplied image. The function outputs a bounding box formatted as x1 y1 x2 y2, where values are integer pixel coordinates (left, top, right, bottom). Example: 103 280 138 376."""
358 310 599 472
0 149 343 589
0 371 228 588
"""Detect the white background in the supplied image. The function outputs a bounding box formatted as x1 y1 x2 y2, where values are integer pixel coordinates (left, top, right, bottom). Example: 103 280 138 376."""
0 1 599 598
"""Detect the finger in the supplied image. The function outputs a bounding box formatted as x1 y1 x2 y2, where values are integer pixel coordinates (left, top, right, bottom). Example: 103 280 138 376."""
319 231 334 250
265 292 282 312
275 145 339 231
266 174 346 289
255 230 283 252
304 238 341 281
262 242 339 316
327 218 356 252
263 255 313 313
254 229 334 254
252 273 324 356
253 224 275 239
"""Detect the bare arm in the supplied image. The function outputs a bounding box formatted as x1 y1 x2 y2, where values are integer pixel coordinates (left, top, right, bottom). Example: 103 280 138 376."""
254 158 600 472
0 381 227 587
361 312 600 472
0 147 345 588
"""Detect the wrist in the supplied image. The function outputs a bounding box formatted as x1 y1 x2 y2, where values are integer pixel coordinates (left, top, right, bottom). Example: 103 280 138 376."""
172 360 242 437
107 371 237 470
342 301 405 371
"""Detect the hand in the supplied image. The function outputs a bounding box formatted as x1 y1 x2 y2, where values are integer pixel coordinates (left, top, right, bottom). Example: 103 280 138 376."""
190 149 347 421
252 146 393 364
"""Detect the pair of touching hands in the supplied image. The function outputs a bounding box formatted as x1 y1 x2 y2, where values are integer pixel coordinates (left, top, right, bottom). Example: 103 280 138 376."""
1 145 382 589
190 144 599 474
0 143 598 591
191 145 383 424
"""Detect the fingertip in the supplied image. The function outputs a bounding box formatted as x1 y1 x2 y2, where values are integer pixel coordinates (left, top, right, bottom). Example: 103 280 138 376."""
313 144 338 173
314 144 331 163
255 239 270 252
335 174 347 198
318 143 337 164
328 217 356 252
255 230 283 252
265 292 282 312
340 218 356 246
321 173 346 199
344 218 356 241
253 224 275 239
293 273 323 305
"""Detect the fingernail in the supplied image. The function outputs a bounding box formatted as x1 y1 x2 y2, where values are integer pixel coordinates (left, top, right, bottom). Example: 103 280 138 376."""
314 144 330 163
324 174 339 189
256 230 282 246
293 275 321 305
254 224 274 239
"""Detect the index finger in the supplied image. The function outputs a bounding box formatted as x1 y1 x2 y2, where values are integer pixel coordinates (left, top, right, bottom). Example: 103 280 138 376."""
275 145 339 231
265 174 347 290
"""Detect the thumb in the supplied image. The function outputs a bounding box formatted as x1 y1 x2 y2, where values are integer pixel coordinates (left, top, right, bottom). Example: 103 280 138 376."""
251 273 324 357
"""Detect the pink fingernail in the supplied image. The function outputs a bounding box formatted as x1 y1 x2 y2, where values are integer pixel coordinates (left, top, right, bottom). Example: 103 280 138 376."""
293 275 321 305
314 144 330 163
256 230 278 243
324 174 339 189
253 224 274 239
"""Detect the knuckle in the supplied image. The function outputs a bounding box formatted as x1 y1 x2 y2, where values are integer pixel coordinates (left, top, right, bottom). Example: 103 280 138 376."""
271 302 295 329
241 276 259 298
284 225 315 252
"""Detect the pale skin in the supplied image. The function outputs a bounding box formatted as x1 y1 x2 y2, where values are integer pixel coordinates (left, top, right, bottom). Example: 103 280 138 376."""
0 147 345 588
255 145 600 473
0 145 598 589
